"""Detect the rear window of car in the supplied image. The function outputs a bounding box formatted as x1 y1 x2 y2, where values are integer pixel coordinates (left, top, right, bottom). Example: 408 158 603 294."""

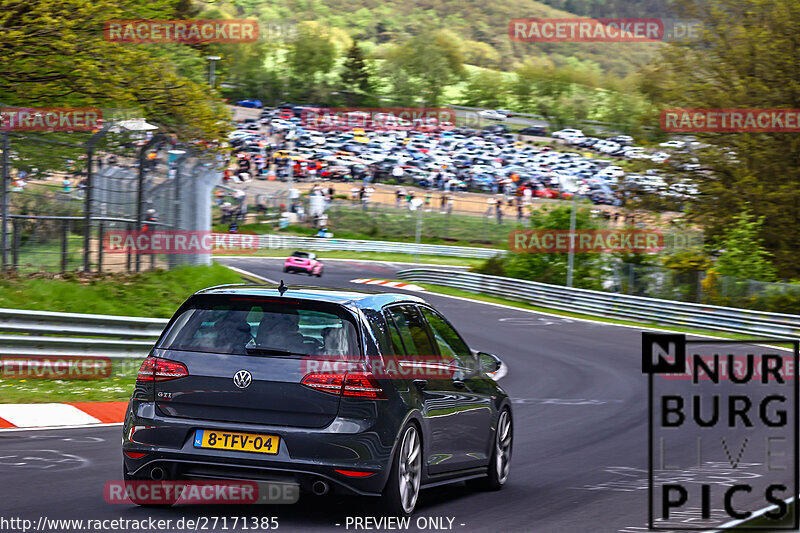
291 252 310 259
158 296 359 357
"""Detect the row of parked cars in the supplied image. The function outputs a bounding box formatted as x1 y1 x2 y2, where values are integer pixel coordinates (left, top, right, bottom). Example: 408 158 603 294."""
551 129 672 163
230 103 700 204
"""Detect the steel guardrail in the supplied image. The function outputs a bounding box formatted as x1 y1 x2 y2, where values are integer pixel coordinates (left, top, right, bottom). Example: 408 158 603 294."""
396 268 800 337
254 234 504 259
2 264 795 360
0 308 168 358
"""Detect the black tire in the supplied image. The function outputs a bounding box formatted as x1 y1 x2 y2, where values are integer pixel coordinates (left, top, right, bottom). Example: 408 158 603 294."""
316 270 322 278
123 468 178 507
468 408 512 491
283 267 289 273
380 423 422 516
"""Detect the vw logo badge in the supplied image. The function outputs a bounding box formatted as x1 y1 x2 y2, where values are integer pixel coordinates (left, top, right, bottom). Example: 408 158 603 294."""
233 370 252 389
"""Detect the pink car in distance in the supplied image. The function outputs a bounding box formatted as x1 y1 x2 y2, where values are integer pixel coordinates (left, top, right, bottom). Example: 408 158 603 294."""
283 251 323 277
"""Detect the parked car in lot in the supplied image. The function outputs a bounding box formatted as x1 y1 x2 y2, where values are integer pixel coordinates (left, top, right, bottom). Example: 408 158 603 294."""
552 128 584 140
122 285 512 515
482 124 511 136
607 135 634 146
284 251 324 277
518 126 549 136
236 99 263 108
659 140 686 149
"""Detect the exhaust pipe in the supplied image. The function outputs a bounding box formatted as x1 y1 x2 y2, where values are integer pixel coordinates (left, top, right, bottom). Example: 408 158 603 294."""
312 480 329 496
150 466 166 481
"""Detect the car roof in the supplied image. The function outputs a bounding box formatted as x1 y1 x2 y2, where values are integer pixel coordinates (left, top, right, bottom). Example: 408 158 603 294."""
193 284 427 309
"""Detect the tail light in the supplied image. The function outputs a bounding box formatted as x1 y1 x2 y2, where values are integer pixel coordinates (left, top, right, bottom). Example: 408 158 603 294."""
136 356 188 382
302 371 386 399
334 469 376 477
124 451 148 459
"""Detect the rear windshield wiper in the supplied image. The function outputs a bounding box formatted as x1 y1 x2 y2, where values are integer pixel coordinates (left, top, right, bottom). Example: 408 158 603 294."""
244 345 307 357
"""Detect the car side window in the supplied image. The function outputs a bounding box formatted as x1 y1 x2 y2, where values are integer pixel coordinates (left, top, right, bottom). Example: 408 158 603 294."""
382 309 408 355
363 309 395 355
385 305 435 357
420 307 472 368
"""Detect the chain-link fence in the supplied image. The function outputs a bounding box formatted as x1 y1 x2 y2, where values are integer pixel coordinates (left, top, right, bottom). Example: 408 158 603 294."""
608 262 800 313
1 127 221 274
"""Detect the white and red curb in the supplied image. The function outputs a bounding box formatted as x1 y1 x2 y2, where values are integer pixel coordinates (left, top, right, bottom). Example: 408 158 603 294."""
349 279 425 291
0 401 127 429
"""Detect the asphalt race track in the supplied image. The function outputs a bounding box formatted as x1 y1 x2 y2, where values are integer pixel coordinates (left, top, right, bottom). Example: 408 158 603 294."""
1 257 792 532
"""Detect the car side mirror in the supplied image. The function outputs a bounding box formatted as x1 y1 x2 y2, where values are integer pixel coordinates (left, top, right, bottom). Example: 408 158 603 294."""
478 352 502 374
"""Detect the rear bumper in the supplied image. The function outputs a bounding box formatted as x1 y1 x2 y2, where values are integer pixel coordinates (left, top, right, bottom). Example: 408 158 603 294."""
122 402 393 496
284 263 313 272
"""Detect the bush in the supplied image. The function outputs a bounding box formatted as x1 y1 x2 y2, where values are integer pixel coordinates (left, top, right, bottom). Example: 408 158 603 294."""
473 256 506 276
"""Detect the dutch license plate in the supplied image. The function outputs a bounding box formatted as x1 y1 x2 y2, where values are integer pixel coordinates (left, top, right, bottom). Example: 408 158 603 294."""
193 429 279 454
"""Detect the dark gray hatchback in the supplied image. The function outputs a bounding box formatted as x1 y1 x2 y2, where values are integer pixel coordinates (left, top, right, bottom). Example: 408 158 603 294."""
122 284 512 515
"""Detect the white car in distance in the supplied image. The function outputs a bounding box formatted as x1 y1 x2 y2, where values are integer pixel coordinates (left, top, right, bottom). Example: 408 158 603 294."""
552 128 584 140
477 109 508 121
659 140 686 149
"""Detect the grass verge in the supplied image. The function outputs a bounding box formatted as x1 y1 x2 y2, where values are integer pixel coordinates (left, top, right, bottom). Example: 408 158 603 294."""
0 263 243 318
0 361 140 404
214 207 521 249
0 264 249 404
215 249 487 268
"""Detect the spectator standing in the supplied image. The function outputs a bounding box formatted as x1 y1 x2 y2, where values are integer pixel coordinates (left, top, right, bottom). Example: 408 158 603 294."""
392 165 404 183
486 196 496 217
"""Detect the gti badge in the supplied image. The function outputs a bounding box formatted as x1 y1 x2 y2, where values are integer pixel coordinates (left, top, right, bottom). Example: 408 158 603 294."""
233 369 252 389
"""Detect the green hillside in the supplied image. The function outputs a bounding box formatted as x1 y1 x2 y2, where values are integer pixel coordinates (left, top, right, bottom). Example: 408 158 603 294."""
228 0 663 76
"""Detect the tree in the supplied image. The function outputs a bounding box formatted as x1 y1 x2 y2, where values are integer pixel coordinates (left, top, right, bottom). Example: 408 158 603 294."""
641 0 800 277
479 205 607 289
462 40 500 69
462 71 508 109
384 29 466 106
0 0 230 143
510 58 553 112
339 41 374 106
715 211 778 281
286 21 337 99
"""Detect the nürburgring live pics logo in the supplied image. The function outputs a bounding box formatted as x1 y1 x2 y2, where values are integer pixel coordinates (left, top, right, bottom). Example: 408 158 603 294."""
643 333 799 530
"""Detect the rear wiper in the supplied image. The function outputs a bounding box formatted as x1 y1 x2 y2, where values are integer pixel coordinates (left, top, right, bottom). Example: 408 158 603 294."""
244 345 307 357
